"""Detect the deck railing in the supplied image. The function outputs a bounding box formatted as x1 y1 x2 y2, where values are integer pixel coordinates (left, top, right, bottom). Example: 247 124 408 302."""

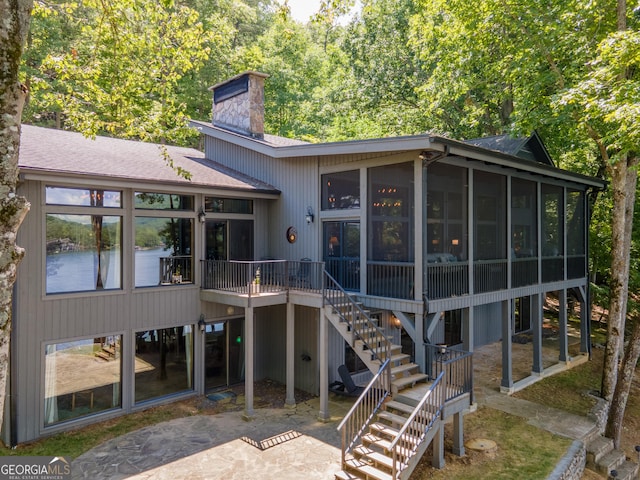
388 371 446 479
160 255 192 284
337 359 392 468
367 261 414 300
425 262 468 299
324 271 391 364
473 259 507 293
200 259 323 295
511 257 538 287
424 344 473 404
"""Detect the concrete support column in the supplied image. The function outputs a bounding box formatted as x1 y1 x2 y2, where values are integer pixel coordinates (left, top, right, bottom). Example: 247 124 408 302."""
559 289 568 362
532 294 543 375
501 300 513 391
318 308 330 421
452 412 465 456
243 306 254 420
285 302 296 407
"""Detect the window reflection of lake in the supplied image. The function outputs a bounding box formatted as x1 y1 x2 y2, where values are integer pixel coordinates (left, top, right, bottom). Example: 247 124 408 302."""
46 247 168 293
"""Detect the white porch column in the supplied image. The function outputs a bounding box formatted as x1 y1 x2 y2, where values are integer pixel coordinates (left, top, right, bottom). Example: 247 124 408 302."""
243 306 255 420
318 308 330 421
285 302 296 407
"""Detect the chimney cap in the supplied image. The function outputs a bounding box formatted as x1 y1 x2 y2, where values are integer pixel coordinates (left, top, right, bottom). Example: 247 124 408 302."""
208 71 269 92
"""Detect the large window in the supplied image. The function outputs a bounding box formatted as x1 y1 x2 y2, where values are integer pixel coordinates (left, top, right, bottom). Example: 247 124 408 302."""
205 197 253 214
134 191 194 287
322 170 360 210
135 326 194 403
426 164 468 261
541 184 564 282
45 186 122 294
135 218 193 286
511 178 538 287
44 336 122 426
369 163 414 262
474 171 506 261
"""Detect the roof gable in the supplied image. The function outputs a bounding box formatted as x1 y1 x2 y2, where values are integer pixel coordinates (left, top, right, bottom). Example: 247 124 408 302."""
464 132 555 166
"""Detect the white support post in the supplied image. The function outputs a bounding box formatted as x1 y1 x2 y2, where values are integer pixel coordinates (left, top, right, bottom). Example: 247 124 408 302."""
285 302 295 407
243 306 255 420
318 308 329 422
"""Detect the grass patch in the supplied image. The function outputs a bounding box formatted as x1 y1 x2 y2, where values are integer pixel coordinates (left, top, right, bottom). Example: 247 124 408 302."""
513 348 603 416
414 407 572 479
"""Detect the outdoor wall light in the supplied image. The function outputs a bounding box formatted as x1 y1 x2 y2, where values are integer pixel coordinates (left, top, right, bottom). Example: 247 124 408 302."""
198 206 206 223
198 314 206 332
305 206 314 224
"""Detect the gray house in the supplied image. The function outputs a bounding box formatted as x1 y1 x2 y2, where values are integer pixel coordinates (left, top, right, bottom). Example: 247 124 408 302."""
9 70 604 477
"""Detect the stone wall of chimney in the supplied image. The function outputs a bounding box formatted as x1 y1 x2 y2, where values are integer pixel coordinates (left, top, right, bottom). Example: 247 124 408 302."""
212 72 267 139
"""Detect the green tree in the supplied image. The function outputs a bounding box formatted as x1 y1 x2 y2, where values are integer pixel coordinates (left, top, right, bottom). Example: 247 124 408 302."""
32 0 218 144
0 0 33 436
410 0 638 449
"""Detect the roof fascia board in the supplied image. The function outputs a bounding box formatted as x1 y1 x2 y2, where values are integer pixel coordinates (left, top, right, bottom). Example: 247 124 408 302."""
190 120 442 158
190 120 604 189
431 136 605 188
20 170 280 198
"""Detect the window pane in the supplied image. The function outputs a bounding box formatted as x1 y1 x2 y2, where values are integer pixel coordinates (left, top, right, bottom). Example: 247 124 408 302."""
426 163 468 260
474 171 506 260
45 336 122 426
46 187 121 208
46 214 122 294
511 178 537 257
322 170 360 210
135 218 193 286
135 327 194 402
369 162 414 262
566 189 585 255
205 197 253 214
542 184 563 256
134 192 194 211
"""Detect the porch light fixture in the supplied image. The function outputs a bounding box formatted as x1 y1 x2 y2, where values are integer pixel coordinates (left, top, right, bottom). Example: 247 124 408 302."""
198 314 206 332
198 206 206 223
305 206 314 224
391 315 402 329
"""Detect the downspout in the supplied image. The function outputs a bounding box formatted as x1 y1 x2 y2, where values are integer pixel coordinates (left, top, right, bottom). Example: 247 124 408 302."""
420 144 450 347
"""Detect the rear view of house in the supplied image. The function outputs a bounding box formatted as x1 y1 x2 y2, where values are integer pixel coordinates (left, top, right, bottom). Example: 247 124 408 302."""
9 72 604 477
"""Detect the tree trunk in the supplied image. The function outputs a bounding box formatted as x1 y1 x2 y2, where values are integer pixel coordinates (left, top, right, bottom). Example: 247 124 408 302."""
606 314 640 448
0 0 34 433
601 156 636 400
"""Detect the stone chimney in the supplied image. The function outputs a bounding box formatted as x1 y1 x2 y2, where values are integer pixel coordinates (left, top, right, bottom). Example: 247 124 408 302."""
209 71 269 139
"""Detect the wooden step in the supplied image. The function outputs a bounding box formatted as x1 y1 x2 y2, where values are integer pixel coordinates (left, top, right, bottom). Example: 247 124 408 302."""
391 363 418 377
392 373 429 393
353 445 407 473
389 353 411 365
94 351 112 361
377 410 409 427
370 422 400 438
385 400 415 415
362 431 419 452
344 457 393 480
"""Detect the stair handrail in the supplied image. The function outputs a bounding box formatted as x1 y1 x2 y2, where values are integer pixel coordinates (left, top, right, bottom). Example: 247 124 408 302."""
388 371 446 479
336 359 392 469
323 270 391 369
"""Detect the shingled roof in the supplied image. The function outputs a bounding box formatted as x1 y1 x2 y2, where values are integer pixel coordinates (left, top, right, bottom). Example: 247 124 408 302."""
18 125 280 194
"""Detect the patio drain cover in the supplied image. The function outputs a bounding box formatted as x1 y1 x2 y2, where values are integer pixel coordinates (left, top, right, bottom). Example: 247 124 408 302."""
465 438 497 452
